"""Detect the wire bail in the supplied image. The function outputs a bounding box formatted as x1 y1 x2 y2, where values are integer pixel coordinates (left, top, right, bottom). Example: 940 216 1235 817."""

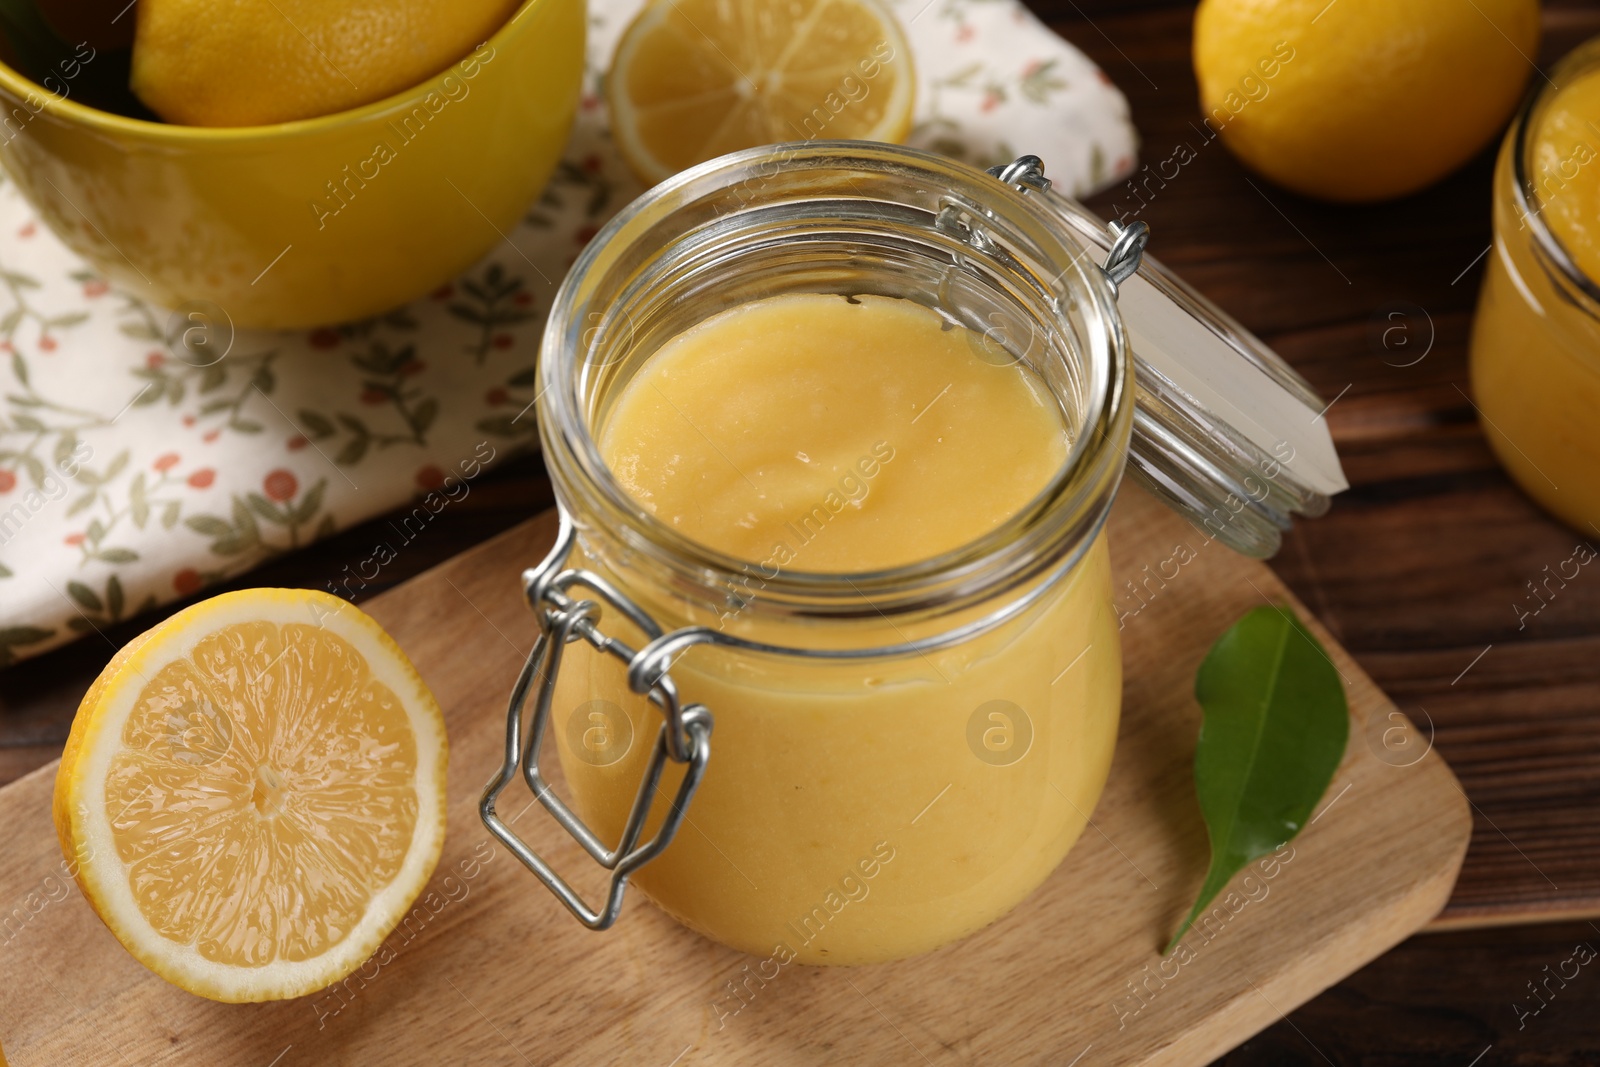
986 155 1148 294
479 511 713 930
1101 219 1150 293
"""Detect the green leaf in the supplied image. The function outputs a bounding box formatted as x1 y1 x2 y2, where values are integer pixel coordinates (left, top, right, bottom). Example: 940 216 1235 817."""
96 548 138 563
161 501 181 529
1166 606 1348 953
297 409 335 438
119 321 161 341
943 61 983 87
209 535 245 556
336 435 369 466
447 303 489 326
0 624 54 664
106 574 125 620
15 452 42 486
129 472 149 525
231 496 260 545
0 624 52 646
0 559 12 578
66 579 102 612
199 364 227 393
10 350 27 387
295 479 327 524
184 514 234 538
411 397 438 437
247 492 285 524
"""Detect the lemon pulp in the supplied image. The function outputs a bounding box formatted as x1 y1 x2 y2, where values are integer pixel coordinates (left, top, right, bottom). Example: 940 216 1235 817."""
608 0 914 185
109 621 419 967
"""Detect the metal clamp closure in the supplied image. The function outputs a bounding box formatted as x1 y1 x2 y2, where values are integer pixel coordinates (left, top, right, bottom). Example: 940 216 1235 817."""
479 512 713 930
985 155 1149 295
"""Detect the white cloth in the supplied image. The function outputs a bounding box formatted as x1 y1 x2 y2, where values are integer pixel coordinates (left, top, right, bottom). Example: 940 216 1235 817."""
0 0 1136 665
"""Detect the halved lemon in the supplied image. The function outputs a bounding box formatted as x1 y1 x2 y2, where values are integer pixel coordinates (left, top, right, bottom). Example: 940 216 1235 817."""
53 589 448 1003
607 0 916 186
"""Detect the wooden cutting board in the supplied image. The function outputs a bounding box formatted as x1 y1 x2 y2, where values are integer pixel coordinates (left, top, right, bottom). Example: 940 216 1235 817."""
0 486 1470 1066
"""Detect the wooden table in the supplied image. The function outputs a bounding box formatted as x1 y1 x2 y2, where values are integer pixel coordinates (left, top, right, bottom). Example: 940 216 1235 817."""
3 1 1599 1061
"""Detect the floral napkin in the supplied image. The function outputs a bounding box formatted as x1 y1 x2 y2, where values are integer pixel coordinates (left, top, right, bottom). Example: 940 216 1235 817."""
0 0 1136 666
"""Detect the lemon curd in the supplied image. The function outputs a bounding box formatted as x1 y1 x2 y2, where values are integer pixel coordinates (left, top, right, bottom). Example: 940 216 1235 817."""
548 293 1121 964
1470 48 1600 531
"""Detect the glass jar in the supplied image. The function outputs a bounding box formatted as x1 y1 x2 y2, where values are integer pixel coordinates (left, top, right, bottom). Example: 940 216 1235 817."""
481 143 1345 964
1469 37 1600 533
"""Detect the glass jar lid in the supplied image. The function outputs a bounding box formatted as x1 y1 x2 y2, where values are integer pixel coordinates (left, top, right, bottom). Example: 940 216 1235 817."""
985 154 1346 558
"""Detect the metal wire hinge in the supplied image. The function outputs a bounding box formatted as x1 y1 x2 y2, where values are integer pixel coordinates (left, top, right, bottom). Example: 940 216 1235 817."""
479 511 713 930
986 154 1150 294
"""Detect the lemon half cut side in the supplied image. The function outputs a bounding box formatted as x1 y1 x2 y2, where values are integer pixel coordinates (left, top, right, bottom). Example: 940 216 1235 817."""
608 0 916 186
53 589 448 1003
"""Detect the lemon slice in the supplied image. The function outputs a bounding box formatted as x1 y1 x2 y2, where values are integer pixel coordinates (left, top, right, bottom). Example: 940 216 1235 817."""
608 0 916 186
53 589 448 1003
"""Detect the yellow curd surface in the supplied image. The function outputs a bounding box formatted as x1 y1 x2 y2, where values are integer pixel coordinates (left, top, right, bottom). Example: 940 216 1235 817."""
551 294 1121 964
1471 66 1600 530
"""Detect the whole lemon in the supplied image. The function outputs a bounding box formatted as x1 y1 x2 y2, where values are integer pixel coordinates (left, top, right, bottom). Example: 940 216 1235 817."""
131 0 521 127
1193 0 1541 202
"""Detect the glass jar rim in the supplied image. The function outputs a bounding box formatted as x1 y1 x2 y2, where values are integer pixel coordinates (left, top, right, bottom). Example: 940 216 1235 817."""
537 141 1132 621
1511 37 1600 307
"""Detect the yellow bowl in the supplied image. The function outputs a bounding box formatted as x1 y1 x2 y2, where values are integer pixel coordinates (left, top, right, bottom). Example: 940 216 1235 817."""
0 0 585 329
